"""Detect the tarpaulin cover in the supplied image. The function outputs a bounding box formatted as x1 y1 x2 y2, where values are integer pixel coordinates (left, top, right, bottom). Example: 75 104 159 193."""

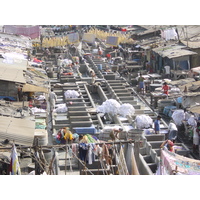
106 36 119 46
4 25 40 39
82 33 95 43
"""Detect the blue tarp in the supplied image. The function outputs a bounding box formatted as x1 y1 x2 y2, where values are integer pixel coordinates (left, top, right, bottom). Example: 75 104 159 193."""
0 96 16 101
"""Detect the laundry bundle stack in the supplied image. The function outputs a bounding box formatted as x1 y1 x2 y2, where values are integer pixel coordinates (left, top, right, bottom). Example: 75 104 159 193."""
135 115 153 129
119 103 135 117
171 109 185 126
54 103 68 113
97 99 121 116
64 90 80 99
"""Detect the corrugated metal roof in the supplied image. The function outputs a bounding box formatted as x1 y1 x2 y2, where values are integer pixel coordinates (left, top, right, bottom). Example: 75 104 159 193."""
0 116 35 146
166 49 197 59
153 44 197 58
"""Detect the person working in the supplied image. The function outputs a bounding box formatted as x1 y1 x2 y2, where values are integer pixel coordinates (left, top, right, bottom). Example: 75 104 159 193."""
160 139 175 152
162 82 169 95
41 99 47 110
138 73 145 95
90 70 96 84
154 116 161 134
109 127 123 141
168 120 178 143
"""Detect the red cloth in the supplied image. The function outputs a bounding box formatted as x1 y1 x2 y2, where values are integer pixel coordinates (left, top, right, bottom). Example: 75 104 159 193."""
106 54 111 58
33 58 42 63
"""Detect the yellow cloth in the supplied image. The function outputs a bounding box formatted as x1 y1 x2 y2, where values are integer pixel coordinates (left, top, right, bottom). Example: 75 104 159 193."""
63 130 73 140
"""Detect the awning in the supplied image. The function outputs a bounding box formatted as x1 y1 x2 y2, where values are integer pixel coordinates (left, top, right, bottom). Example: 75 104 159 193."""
0 116 35 146
22 83 48 93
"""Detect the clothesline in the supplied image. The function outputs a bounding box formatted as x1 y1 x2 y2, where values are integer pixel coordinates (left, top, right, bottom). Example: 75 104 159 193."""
0 140 136 151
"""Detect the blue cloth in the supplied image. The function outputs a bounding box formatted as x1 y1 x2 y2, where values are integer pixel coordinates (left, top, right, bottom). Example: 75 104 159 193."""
177 97 182 103
154 119 160 131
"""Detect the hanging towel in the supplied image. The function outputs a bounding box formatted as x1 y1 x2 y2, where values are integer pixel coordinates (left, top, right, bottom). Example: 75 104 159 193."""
117 146 129 175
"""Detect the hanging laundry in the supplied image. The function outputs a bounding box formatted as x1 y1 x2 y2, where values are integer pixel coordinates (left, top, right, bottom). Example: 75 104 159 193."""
125 143 140 175
101 144 111 165
117 146 129 175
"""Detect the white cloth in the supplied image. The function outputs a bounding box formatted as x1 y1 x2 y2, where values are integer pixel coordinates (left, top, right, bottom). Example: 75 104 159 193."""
96 99 121 116
193 127 199 145
168 122 177 131
135 115 153 129
54 103 68 113
164 65 170 74
172 110 185 126
64 90 79 99
119 103 135 117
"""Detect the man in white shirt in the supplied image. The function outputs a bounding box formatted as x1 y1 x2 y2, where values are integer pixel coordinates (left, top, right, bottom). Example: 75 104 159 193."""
49 89 57 112
164 65 171 78
168 120 178 142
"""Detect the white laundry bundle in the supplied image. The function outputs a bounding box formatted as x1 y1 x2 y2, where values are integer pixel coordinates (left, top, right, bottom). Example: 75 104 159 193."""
144 128 155 135
54 103 68 113
96 99 121 116
31 107 46 114
187 115 197 126
119 103 135 117
64 90 80 99
170 87 180 93
171 109 185 126
135 115 153 129
35 95 46 101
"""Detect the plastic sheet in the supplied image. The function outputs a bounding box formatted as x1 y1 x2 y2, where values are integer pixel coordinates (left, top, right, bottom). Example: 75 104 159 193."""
64 90 79 99
135 115 153 129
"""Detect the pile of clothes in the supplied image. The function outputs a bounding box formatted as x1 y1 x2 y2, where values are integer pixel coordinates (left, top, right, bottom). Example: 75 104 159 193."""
64 90 80 99
135 115 153 129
